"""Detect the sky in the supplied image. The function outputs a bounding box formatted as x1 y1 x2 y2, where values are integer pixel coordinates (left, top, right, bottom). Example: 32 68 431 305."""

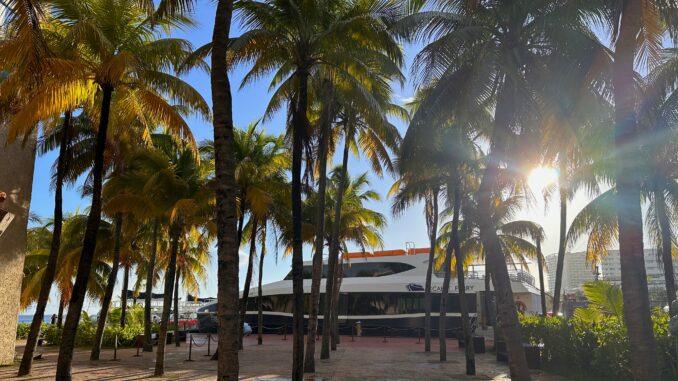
24 2 597 315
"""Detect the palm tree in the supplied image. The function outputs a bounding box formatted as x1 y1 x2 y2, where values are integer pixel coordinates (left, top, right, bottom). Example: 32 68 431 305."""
395 2 606 378
208 0 239 376
90 213 124 360
322 92 403 359
231 1 402 375
305 78 335 371
231 125 287 348
582 2 678 378
539 51 613 316
20 213 112 311
17 110 73 375
390 168 442 353
169 227 212 347
6 2 207 375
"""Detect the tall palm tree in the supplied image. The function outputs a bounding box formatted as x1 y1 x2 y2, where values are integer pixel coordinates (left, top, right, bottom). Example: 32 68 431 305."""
539 50 613 316
90 213 124 360
581 2 678 378
322 93 403 359
231 1 402 375
395 2 606 378
390 168 442 353
304 78 335 371
230 125 287 348
208 0 239 376
5 2 208 376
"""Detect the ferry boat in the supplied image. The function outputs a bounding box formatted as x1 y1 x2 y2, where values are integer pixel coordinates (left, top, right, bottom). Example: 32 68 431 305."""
197 248 544 335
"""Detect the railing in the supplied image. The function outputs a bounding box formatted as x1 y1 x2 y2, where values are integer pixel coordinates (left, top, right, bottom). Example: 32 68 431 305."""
508 270 535 286
433 268 535 286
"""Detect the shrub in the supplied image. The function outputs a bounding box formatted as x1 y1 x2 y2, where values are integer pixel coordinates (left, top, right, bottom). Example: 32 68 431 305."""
41 314 145 348
16 323 31 339
519 311 676 381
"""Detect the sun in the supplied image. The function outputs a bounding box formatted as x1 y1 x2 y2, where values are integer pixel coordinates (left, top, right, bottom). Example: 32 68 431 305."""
528 166 559 191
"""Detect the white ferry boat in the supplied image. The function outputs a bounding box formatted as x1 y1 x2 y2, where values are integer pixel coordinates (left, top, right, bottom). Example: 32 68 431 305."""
197 248 544 334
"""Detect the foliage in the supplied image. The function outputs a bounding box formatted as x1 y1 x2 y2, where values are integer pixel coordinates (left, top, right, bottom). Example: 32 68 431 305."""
572 281 624 321
41 308 153 348
519 311 677 381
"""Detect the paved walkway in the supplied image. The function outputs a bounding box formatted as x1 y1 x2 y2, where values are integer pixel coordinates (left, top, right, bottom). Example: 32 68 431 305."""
5 335 569 380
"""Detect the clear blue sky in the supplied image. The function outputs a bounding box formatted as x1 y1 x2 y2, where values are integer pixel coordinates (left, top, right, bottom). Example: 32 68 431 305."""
26 2 589 315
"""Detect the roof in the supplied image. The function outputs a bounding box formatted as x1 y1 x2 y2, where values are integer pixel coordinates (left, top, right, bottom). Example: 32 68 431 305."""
346 248 430 259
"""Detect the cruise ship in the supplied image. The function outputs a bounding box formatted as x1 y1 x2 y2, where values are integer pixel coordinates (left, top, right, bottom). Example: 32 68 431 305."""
197 248 544 334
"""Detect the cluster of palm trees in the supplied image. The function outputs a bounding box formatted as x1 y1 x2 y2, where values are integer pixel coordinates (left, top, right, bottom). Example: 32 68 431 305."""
3 0 678 381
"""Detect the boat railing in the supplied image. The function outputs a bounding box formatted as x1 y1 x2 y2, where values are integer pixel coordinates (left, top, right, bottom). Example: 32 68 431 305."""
435 267 534 286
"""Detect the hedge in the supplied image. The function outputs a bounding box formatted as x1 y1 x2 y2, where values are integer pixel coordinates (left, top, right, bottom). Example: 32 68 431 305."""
519 311 677 380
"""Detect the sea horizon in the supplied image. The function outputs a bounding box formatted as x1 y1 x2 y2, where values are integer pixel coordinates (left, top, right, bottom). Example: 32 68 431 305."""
18 314 55 324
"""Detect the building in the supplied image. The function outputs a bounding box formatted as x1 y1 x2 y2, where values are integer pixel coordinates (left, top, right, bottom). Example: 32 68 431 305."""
547 250 678 307
546 251 596 294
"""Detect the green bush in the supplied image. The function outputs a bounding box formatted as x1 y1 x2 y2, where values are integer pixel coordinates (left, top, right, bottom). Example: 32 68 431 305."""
41 313 146 348
16 323 31 339
519 311 676 381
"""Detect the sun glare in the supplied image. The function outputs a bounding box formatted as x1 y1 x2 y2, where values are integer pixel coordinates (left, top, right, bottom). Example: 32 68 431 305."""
528 166 559 191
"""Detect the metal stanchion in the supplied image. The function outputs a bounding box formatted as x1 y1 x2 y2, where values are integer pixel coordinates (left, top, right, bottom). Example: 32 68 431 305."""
418 328 421 344
205 334 212 356
351 325 355 342
134 335 141 357
383 327 388 343
186 334 194 361
283 325 287 341
112 334 119 361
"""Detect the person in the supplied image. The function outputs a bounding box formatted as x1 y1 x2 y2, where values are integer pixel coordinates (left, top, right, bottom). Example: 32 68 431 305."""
51 314 57 325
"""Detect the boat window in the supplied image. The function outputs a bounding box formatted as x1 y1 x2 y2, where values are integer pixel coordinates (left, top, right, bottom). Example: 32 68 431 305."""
284 262 415 280
245 292 476 315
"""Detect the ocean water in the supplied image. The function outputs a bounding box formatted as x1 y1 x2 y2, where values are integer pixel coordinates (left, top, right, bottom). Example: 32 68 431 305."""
18 314 53 324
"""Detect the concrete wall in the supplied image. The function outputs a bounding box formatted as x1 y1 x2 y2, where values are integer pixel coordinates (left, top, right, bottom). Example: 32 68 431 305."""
0 128 37 364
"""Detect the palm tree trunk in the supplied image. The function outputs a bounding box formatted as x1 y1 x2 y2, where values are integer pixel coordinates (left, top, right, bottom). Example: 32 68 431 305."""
321 122 352 359
304 81 333 372
424 189 439 353
19 110 71 376
154 223 181 376
290 67 311 381
57 296 65 329
211 1 239 378
120 264 129 328
537 239 547 317
654 186 675 306
144 218 159 352
552 157 567 315
56 85 113 380
174 271 180 347
239 218 258 349
331 261 343 350
613 3 658 380
450 182 475 374
475 82 531 381
483 269 491 329
91 213 123 360
258 225 267 345
237 208 245 248
439 181 459 362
